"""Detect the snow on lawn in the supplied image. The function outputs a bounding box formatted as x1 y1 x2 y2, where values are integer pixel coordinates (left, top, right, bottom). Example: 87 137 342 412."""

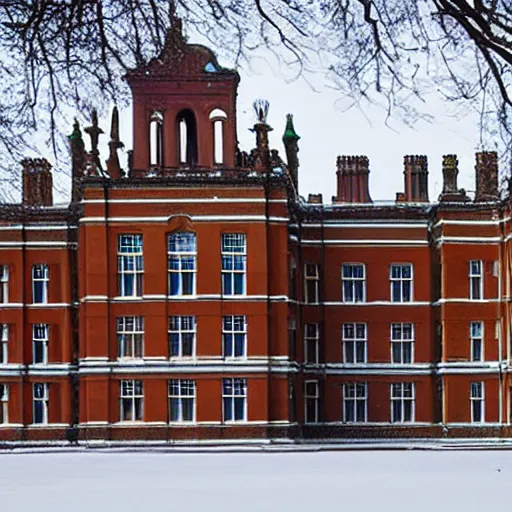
0 450 510 511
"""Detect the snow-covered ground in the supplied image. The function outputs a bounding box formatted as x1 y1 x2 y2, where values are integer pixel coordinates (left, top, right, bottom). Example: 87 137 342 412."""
0 450 509 511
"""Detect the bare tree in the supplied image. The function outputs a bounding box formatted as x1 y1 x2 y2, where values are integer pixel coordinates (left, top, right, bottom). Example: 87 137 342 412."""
0 0 511 200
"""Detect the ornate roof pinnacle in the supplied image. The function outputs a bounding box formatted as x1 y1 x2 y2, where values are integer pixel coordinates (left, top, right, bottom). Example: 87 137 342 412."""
283 113 300 142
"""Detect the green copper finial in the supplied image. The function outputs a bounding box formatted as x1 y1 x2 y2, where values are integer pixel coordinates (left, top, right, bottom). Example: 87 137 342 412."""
68 118 83 142
283 113 300 142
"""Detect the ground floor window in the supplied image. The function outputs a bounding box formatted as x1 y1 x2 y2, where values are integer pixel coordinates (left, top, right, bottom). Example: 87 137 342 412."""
343 383 367 423
0 384 7 424
120 380 143 422
470 382 485 423
390 382 415 423
168 379 196 422
304 380 319 423
222 378 247 422
33 383 48 424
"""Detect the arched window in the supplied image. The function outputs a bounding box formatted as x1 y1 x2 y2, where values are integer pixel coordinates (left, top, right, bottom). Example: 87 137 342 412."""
149 111 163 167
176 109 198 166
209 109 227 165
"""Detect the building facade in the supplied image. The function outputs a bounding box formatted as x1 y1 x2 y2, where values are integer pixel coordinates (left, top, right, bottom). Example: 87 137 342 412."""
1 16 512 443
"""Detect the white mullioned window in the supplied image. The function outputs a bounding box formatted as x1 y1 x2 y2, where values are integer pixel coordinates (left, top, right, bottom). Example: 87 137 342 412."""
304 380 319 424
222 315 247 358
390 323 414 364
304 323 319 364
168 379 196 422
0 265 8 303
33 383 49 424
0 384 8 424
304 263 319 304
470 381 485 423
168 232 197 296
342 323 367 363
221 233 247 296
32 324 49 364
0 324 7 364
469 260 483 300
120 380 144 422
343 383 367 423
117 234 143 297
222 378 247 422
470 321 484 362
169 316 196 358
32 264 49 304
390 263 413 302
390 382 415 423
117 317 144 359
342 263 365 302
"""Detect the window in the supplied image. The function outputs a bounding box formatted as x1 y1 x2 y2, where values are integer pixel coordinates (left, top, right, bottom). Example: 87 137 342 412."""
288 318 297 360
222 316 246 358
33 383 48 424
304 380 319 423
0 265 8 303
343 383 367 423
469 260 483 300
390 383 415 423
304 323 319 364
168 232 196 296
342 263 365 302
342 323 367 363
0 384 7 424
32 324 49 364
169 316 196 358
120 380 143 422
304 263 319 304
210 108 227 165
168 379 196 422
470 382 485 422
390 323 414 364
222 378 247 422
390 264 413 302
117 235 143 297
32 264 49 304
289 257 297 300
177 109 198 166
117 317 144 359
470 322 484 362
0 324 7 364
221 234 246 296
149 111 163 167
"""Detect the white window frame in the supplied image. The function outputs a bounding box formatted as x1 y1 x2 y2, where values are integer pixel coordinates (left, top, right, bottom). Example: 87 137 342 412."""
32 324 49 365
470 381 485 423
304 323 319 364
470 321 484 362
221 233 247 296
222 378 247 422
117 317 144 359
0 384 8 424
390 263 413 302
117 234 144 297
343 383 367 423
167 232 197 296
33 383 49 425
304 263 319 304
119 380 144 422
390 323 415 364
390 382 415 423
222 315 247 359
168 379 196 423
342 323 367 363
168 316 196 358
0 265 8 304
342 263 366 303
469 260 483 300
0 324 7 364
304 380 319 424
32 264 49 304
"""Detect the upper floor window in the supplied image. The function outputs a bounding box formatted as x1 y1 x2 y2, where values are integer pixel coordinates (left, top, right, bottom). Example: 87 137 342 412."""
222 315 247 358
117 316 144 359
0 265 8 303
209 108 227 165
118 235 143 297
390 323 414 364
32 324 49 364
342 323 367 363
169 316 196 358
304 380 319 424
168 379 196 423
304 323 319 364
469 260 483 300
0 324 8 364
177 109 198 166
342 263 365 303
168 232 196 296
149 111 164 167
304 263 319 304
32 264 49 304
33 383 49 425
221 233 246 296
470 321 484 362
0 384 7 424
390 382 415 423
470 381 485 423
222 378 247 422
120 380 143 422
390 264 413 302
343 383 367 423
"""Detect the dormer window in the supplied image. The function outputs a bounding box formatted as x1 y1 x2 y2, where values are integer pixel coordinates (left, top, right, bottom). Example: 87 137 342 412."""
209 109 227 165
177 109 198 166
149 111 164 167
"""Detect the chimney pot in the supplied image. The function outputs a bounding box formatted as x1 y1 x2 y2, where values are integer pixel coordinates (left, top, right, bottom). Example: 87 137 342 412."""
403 154 428 202
475 151 499 202
334 155 372 203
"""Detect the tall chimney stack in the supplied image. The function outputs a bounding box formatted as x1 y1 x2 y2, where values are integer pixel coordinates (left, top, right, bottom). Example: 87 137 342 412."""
439 154 467 202
333 155 372 203
403 155 428 202
21 158 53 207
474 151 499 202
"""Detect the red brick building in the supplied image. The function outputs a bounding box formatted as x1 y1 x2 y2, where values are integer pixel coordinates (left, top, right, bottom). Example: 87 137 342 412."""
0 16 511 443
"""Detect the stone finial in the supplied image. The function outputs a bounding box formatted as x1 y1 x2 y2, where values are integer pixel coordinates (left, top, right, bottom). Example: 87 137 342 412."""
475 151 499 202
106 106 124 179
21 158 53 207
84 109 104 176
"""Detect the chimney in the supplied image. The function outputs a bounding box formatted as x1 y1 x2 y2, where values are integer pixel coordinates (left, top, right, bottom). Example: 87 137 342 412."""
475 151 499 202
21 158 53 207
307 193 323 204
282 114 300 190
439 154 468 202
334 155 372 203
68 119 87 202
404 155 428 202
250 99 272 171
